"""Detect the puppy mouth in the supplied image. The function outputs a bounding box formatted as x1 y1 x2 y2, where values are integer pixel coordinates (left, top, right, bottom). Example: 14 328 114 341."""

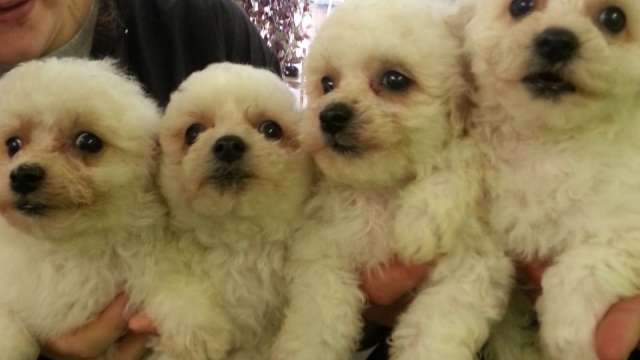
209 165 252 192
323 133 360 155
14 198 48 216
522 71 576 99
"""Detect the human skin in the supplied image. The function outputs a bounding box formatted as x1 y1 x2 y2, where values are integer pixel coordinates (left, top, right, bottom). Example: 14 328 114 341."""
0 0 92 67
42 294 157 360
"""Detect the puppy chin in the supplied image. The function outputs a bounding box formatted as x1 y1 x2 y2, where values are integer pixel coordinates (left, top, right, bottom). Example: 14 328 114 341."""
190 188 237 218
314 147 413 189
0 204 71 240
209 164 252 193
0 204 36 234
186 167 255 218
496 76 622 132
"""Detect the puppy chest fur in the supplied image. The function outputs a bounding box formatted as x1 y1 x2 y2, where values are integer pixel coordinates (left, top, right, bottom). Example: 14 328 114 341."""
193 232 288 349
300 183 398 270
484 130 640 259
0 230 121 340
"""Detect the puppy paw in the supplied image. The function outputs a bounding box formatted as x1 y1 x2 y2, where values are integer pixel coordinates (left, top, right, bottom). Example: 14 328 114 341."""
393 205 439 264
537 279 600 360
390 336 476 360
538 292 598 360
539 318 598 360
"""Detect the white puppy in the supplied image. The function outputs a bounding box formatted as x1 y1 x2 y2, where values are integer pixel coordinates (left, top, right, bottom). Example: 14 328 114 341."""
0 58 164 360
147 63 313 360
271 1 513 359
465 0 640 359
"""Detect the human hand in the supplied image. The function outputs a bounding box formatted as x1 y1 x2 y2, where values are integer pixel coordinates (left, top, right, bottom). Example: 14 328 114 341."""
360 260 433 327
42 294 158 360
520 261 640 360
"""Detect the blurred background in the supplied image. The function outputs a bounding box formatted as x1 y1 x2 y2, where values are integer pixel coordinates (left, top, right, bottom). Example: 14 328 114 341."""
239 0 345 102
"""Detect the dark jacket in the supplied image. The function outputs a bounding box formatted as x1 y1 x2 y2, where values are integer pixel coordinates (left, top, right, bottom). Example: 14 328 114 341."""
93 0 281 107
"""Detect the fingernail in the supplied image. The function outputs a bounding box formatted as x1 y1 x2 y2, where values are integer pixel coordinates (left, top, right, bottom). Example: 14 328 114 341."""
122 303 138 321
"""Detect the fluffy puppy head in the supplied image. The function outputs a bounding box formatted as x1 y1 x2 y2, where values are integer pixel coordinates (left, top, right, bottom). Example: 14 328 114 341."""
0 58 161 240
466 0 640 131
159 63 312 233
301 0 468 189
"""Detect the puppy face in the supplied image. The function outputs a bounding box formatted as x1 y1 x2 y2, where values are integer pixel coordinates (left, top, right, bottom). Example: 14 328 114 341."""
467 0 640 130
0 58 160 239
159 63 312 228
302 0 467 188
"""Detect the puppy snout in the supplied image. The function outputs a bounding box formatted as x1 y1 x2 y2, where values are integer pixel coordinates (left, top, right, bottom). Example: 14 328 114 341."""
535 27 579 64
213 135 247 163
320 103 354 135
10 164 46 195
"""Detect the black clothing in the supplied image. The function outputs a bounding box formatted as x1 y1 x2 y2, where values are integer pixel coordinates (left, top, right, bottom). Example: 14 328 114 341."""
92 0 281 106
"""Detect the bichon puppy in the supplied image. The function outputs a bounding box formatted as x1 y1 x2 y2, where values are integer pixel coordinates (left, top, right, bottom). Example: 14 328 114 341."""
465 0 640 359
271 1 513 359
146 62 312 360
0 58 164 360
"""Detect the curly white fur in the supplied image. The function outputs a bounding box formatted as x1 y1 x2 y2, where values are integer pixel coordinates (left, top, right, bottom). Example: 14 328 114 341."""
0 58 164 360
272 1 513 359
464 0 640 358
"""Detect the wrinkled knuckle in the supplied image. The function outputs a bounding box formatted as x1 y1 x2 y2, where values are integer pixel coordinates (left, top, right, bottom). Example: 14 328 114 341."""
69 344 104 359
369 292 397 307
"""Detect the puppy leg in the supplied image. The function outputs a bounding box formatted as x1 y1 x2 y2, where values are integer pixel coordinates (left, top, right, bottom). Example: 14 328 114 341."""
272 258 365 360
538 244 640 360
390 252 513 360
393 177 447 264
0 310 39 360
394 145 483 264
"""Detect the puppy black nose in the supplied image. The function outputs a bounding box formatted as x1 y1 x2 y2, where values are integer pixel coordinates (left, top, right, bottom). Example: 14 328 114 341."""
10 164 46 195
535 27 579 63
320 103 353 135
213 135 246 163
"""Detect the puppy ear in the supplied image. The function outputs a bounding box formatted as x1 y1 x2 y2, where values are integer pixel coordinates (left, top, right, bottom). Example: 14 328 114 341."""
148 138 162 173
429 1 477 139
448 88 475 139
442 0 477 43
153 138 162 156
446 54 476 139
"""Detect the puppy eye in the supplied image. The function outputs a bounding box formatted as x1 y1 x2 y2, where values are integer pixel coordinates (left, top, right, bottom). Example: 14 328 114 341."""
258 120 283 141
6 136 22 158
599 6 626 34
381 70 412 92
185 123 206 146
75 132 103 154
510 0 536 19
321 76 336 94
